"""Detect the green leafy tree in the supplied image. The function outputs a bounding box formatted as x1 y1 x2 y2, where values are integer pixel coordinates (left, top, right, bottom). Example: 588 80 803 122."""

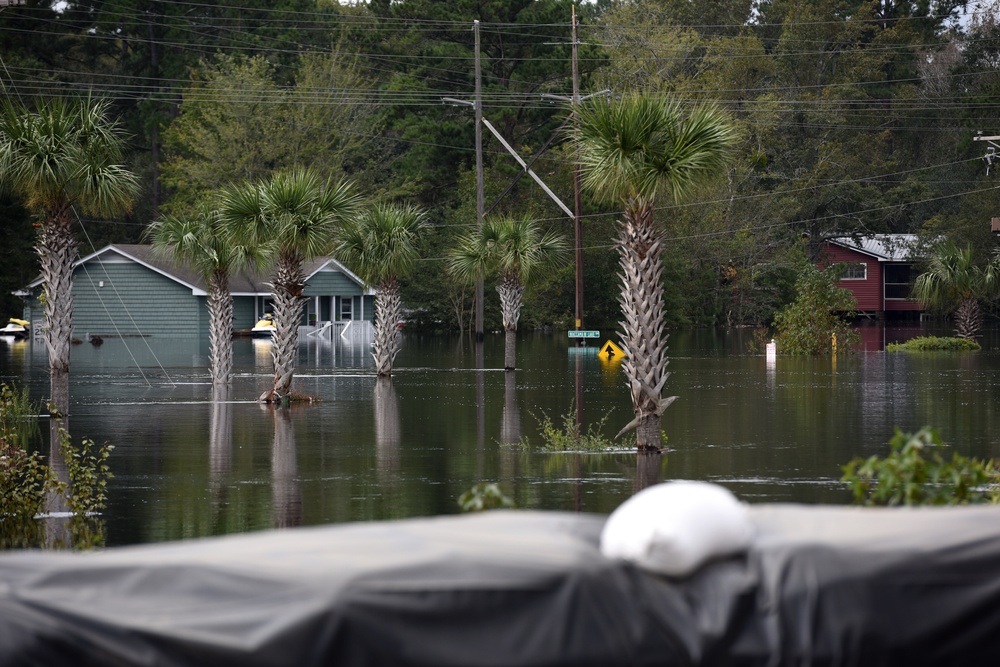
448 215 568 371
148 203 267 387
773 263 859 355
0 98 140 425
335 202 429 377
221 168 361 401
912 244 1000 340
574 94 735 450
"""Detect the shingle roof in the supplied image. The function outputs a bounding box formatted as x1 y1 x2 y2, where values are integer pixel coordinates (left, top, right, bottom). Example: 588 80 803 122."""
827 234 920 261
28 244 370 294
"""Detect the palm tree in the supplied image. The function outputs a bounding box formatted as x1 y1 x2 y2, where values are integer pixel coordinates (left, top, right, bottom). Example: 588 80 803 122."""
912 244 1000 340
148 203 266 388
0 98 139 423
220 168 360 402
573 95 734 450
334 202 428 377
449 215 567 371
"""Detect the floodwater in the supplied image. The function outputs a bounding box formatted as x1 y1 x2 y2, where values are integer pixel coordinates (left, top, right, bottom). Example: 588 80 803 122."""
2 323 1000 546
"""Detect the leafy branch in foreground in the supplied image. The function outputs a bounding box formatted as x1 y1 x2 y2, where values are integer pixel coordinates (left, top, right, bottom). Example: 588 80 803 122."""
458 483 515 512
0 383 114 549
842 427 1000 506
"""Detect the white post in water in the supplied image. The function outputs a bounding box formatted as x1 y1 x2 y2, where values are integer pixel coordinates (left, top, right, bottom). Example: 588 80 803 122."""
766 339 777 364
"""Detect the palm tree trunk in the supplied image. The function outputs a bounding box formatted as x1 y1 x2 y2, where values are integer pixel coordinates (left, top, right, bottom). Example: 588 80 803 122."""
265 254 306 401
37 211 77 421
617 199 673 451
954 298 981 340
373 279 403 377
497 274 523 372
208 270 233 387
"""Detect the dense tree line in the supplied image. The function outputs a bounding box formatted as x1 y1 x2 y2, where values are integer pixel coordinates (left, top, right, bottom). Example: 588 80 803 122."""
2 0 999 331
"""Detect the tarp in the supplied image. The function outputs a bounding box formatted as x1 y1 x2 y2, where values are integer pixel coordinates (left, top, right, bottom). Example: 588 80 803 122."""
1 505 1000 666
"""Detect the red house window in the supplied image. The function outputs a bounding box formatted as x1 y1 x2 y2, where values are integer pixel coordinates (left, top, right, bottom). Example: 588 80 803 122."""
841 262 867 280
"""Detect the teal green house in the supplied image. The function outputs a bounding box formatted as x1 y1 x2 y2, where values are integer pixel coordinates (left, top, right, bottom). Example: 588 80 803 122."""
22 244 374 339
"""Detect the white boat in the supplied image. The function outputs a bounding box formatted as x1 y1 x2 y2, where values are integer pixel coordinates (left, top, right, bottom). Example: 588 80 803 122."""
0 318 29 339
251 314 276 337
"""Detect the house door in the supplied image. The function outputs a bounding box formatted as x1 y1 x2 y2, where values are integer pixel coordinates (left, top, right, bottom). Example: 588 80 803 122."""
339 296 353 320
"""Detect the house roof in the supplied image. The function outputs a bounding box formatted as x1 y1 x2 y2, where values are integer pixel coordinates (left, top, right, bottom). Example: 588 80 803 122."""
826 234 920 262
27 244 372 295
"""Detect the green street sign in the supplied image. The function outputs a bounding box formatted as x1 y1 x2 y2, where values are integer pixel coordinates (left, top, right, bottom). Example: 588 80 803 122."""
568 330 600 338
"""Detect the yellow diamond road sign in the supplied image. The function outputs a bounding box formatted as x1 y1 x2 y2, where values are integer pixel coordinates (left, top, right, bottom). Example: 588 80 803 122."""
601 339 625 360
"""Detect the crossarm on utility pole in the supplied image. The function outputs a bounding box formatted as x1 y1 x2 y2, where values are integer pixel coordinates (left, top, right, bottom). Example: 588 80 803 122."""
481 118 575 220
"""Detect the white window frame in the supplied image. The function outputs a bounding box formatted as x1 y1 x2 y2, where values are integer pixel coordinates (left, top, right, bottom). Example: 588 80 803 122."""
841 262 867 281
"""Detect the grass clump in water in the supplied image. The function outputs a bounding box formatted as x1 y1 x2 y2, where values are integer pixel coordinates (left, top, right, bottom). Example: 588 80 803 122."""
886 336 980 352
521 404 632 452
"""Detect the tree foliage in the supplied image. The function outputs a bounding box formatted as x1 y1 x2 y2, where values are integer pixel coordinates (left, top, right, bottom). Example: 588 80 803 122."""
773 262 860 355
1 0 999 333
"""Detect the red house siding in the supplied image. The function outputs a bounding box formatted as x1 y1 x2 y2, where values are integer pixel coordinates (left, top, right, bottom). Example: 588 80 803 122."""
821 244 883 311
819 243 922 314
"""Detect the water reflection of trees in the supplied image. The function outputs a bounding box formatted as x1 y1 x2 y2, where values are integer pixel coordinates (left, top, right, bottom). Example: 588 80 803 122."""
209 385 232 517
271 406 302 528
374 377 400 481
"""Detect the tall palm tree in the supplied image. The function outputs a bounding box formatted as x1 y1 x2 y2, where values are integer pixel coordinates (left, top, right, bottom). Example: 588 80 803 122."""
912 244 1000 340
334 202 428 377
574 95 734 450
449 216 567 371
147 203 266 388
220 168 360 402
0 98 139 423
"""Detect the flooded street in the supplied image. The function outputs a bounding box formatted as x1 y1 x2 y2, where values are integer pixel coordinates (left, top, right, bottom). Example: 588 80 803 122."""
2 325 1000 546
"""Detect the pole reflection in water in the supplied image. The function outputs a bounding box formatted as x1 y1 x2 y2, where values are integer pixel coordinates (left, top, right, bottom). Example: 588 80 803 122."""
476 341 485 476
374 377 400 480
270 406 302 528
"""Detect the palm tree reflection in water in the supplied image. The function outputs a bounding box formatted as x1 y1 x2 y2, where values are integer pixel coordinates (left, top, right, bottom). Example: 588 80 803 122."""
270 406 302 528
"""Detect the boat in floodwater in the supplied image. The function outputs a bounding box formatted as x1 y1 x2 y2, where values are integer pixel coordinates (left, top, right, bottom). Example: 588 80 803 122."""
251 314 276 337
0 318 29 339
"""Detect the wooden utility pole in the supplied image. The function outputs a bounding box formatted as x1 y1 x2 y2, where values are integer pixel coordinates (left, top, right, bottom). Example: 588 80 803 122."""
474 19 485 343
571 4 584 341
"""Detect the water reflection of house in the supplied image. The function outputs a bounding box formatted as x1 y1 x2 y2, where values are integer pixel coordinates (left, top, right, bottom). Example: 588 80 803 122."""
20 244 374 338
820 235 924 319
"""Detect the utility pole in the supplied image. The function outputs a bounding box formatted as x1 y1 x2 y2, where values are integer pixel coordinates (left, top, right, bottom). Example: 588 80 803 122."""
541 10 608 344
443 22 485 342
474 19 485 343
570 4 584 343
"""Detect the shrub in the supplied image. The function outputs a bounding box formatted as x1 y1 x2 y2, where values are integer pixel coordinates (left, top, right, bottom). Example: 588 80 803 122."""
773 263 859 355
841 427 999 506
885 336 981 352
0 383 113 549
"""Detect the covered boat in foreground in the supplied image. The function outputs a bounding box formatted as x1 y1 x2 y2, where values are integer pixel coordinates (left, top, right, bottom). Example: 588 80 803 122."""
1 499 999 666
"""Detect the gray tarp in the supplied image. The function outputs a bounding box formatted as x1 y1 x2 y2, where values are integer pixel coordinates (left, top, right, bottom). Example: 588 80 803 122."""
1 505 1000 666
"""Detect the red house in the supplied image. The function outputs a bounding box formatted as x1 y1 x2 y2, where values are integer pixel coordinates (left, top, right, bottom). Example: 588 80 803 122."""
820 235 923 318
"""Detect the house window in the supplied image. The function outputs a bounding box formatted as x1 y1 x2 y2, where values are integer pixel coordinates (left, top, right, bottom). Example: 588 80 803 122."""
841 262 867 280
884 264 913 300
340 296 353 320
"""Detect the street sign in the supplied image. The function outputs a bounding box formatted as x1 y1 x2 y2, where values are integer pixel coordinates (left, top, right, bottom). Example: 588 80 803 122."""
568 330 600 339
601 340 625 360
